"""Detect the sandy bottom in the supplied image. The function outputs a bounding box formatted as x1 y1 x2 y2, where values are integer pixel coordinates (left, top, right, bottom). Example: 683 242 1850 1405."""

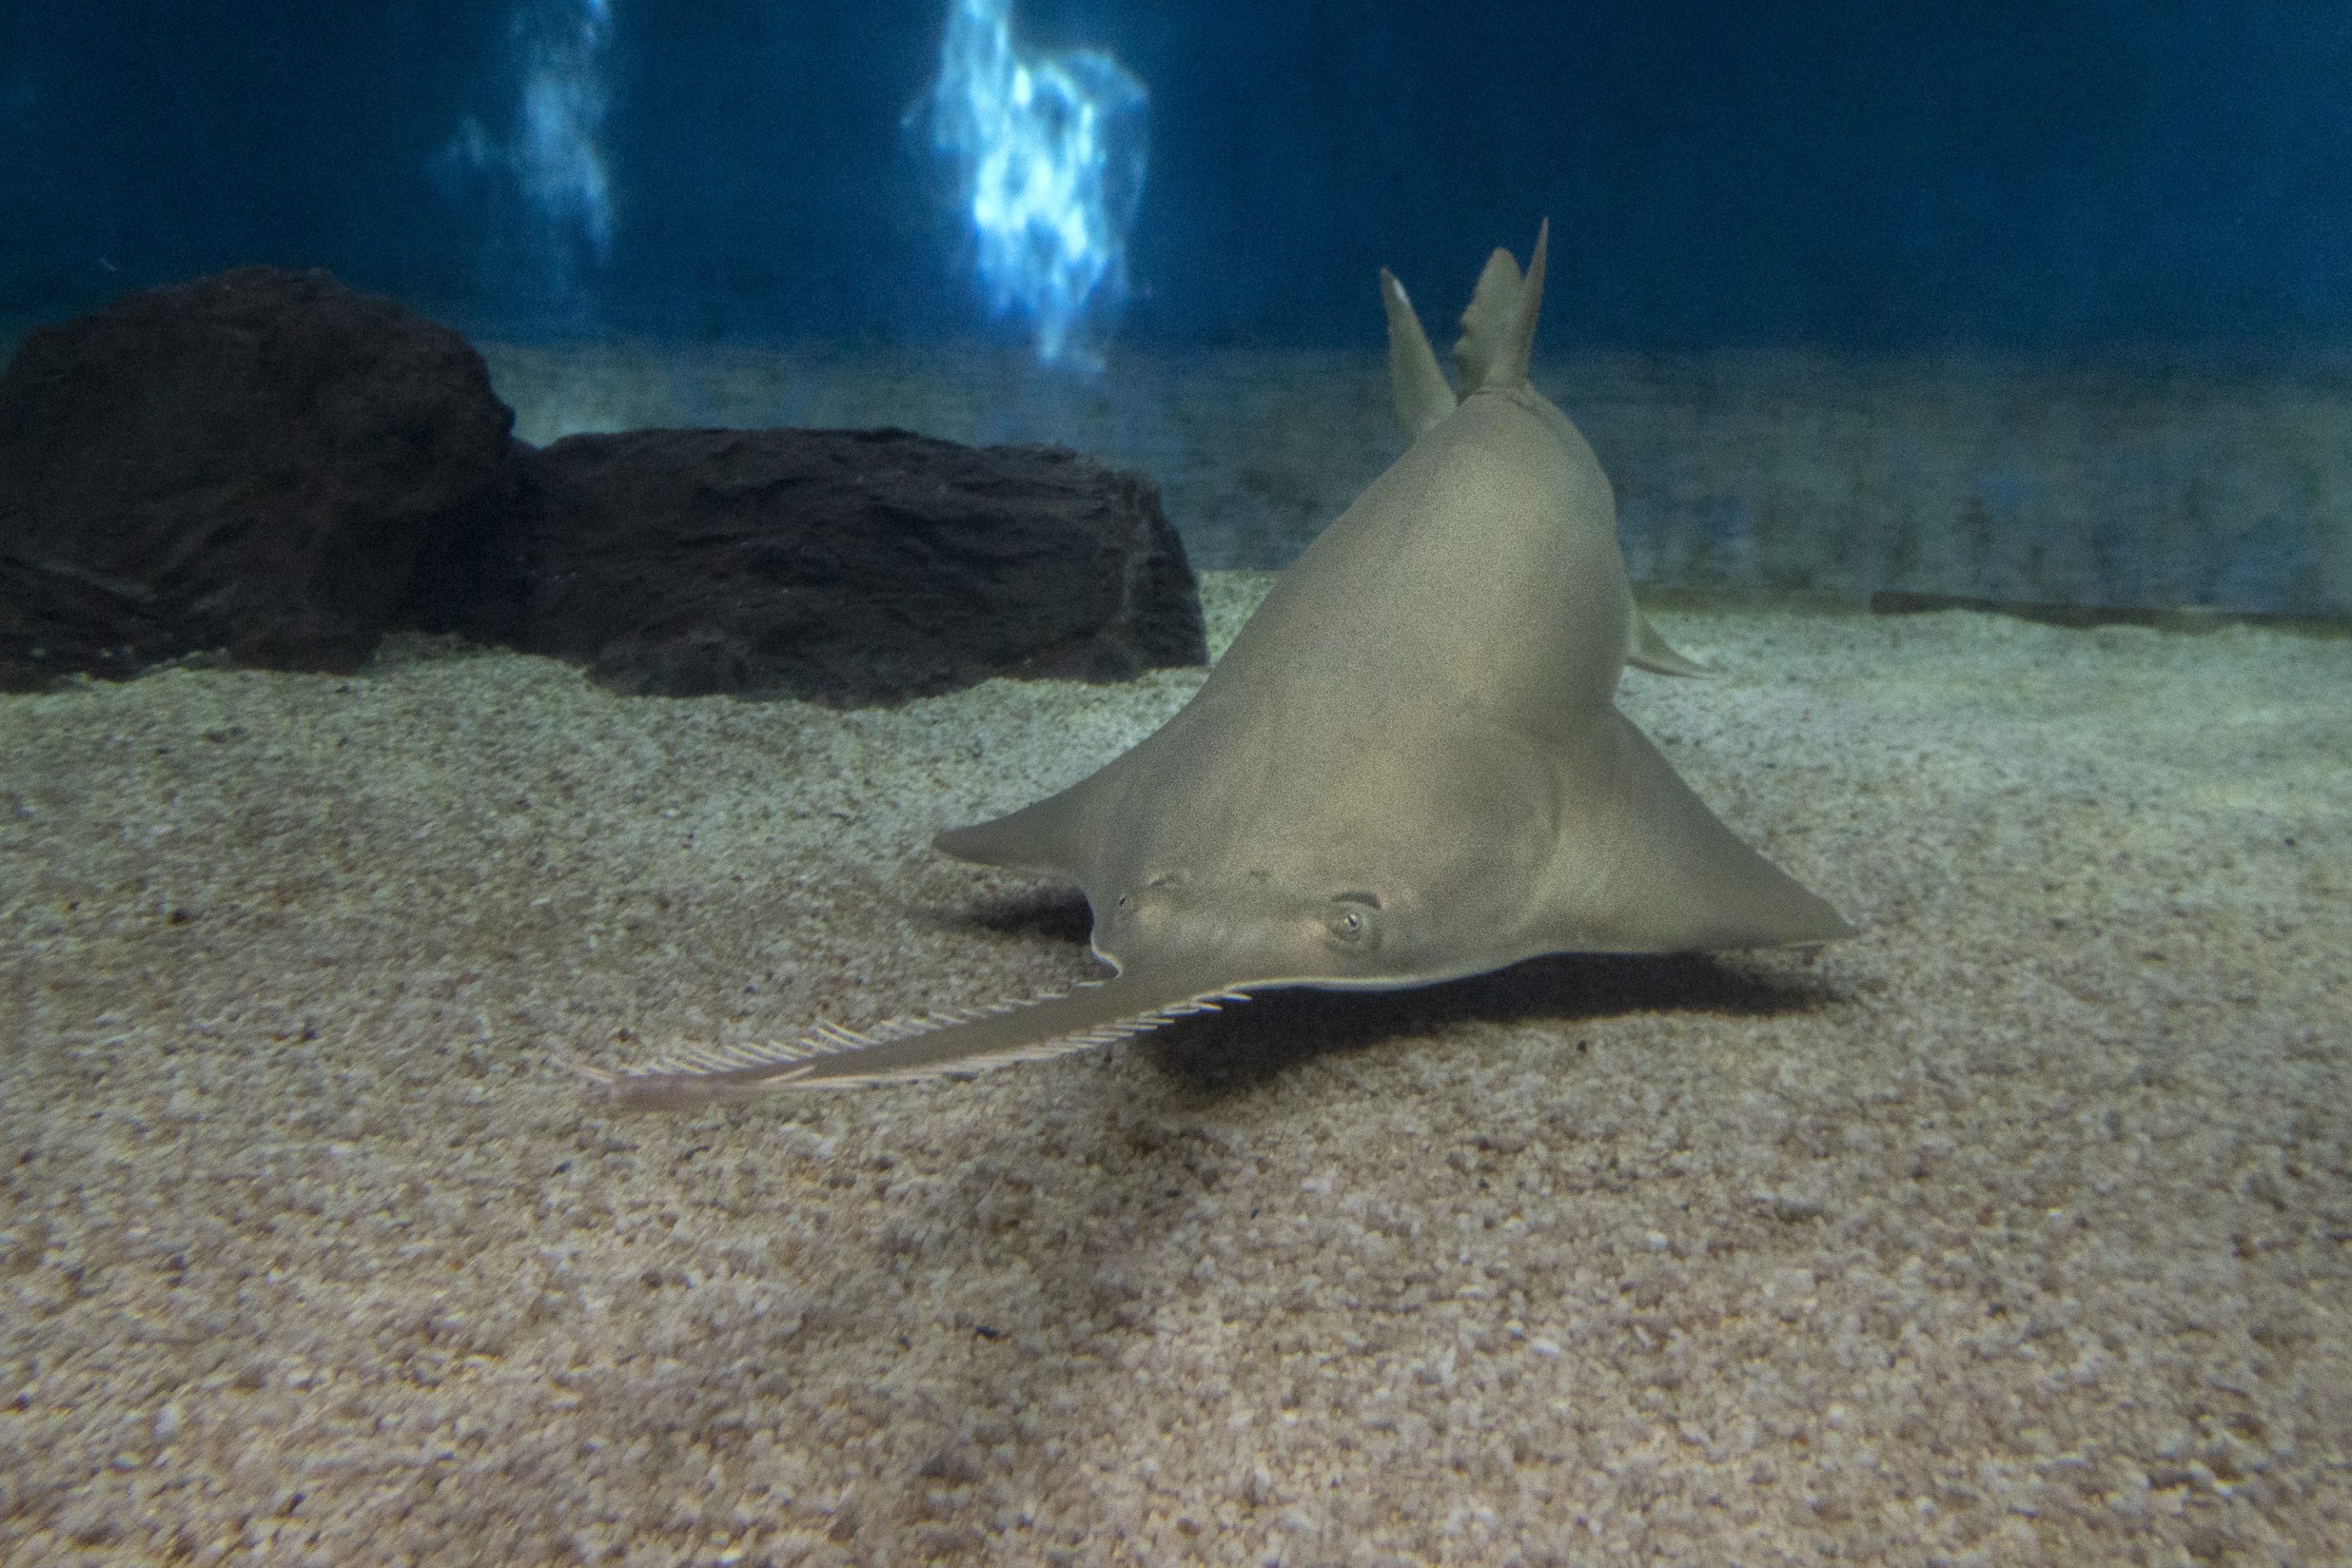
3 575 2348 1567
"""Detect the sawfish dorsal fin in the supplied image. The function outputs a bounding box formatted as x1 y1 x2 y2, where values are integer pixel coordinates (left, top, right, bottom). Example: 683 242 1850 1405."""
1485 218 1548 391
1455 220 1548 393
1437 222 1710 680
1453 247 1521 392
1395 221 1557 426
1380 268 1458 439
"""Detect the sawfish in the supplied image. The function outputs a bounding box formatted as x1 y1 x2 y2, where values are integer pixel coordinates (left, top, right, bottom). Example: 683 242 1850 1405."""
593 222 1851 1111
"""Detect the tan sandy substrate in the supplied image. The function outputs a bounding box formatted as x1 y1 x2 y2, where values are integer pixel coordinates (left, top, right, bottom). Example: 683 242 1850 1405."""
2 575 2347 1567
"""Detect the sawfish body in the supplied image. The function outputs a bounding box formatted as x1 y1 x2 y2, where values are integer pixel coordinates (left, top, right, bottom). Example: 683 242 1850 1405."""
595 223 1851 1109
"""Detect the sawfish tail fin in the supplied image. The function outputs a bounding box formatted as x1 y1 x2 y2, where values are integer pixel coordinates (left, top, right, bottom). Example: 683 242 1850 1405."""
1381 268 1459 439
1459 219 1549 393
581 969 1253 1110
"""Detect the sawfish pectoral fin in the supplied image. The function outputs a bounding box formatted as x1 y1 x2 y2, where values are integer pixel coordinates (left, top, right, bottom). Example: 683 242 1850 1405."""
1626 609 1716 679
933 770 1113 882
583 964 1257 1111
1534 707 1855 954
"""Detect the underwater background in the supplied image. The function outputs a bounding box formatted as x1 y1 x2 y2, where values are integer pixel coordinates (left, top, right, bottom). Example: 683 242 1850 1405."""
7 7 2352 1567
6 0 2351 600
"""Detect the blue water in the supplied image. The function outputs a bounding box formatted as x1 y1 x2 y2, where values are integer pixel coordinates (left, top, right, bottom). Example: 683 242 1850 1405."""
4 1 2351 608
10 1 2352 355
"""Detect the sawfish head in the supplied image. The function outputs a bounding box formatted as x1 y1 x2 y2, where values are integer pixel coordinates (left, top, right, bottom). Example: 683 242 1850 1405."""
1084 849 1514 996
1075 710 1567 995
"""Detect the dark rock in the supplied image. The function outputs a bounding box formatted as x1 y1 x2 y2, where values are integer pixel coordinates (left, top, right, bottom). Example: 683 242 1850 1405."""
0 267 1207 704
0 266 523 688
523 426 1207 706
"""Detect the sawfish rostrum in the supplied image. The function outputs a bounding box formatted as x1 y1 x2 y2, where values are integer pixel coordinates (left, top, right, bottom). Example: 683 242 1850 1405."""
595 223 1852 1109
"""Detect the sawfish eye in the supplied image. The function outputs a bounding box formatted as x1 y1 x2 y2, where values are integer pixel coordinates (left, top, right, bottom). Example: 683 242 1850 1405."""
1324 893 1381 949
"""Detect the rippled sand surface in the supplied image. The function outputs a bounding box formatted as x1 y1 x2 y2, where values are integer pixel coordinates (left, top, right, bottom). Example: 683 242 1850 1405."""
5 571 2347 1565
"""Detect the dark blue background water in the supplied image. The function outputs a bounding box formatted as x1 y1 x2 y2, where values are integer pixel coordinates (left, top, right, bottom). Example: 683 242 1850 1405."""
6 0 2352 357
